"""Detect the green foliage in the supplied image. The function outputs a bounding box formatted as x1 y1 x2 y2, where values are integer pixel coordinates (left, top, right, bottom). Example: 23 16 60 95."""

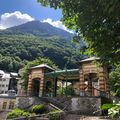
108 105 120 119
114 83 120 97
20 57 57 90
109 65 120 97
57 88 63 96
0 54 24 72
48 110 63 120
101 100 120 119
38 0 120 64
101 104 115 111
57 87 75 96
7 109 30 119
103 65 120 119
0 34 82 72
64 87 75 96
32 104 47 114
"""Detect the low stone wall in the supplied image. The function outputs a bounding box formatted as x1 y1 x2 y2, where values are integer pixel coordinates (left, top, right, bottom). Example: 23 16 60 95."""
0 96 16 112
70 97 101 115
16 96 45 110
16 96 103 115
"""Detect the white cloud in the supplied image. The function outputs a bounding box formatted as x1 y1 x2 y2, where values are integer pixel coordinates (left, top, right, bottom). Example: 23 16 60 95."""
0 11 34 29
42 18 74 33
0 12 74 33
0 25 5 30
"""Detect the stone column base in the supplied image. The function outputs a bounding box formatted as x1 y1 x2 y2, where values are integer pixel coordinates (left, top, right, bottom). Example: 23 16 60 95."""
39 91 42 97
80 91 85 96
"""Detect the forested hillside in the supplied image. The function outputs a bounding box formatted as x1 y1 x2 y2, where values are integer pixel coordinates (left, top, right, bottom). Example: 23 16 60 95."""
0 21 83 72
0 34 82 72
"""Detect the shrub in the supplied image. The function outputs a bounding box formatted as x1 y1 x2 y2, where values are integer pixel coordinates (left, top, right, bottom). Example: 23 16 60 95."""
7 109 30 119
108 105 120 119
101 101 120 119
32 104 46 114
101 104 115 111
48 110 63 120
57 87 75 96
64 87 75 95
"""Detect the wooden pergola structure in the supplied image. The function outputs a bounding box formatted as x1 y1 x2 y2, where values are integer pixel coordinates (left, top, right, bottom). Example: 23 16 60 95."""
27 57 109 97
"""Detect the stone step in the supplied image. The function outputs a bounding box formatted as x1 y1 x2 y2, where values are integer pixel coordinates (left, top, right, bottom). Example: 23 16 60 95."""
36 117 49 120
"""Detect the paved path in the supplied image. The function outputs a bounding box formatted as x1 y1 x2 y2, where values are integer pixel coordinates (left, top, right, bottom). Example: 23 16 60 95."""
64 114 111 120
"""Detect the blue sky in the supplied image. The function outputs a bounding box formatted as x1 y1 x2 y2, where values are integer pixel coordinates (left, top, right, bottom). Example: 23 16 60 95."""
0 0 73 32
0 0 62 20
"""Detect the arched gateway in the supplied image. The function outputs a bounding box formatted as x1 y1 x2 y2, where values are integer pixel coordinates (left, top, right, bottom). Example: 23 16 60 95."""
27 57 109 97
79 57 109 96
27 64 54 97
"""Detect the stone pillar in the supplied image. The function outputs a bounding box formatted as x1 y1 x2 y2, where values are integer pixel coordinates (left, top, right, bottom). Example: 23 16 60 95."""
39 77 44 97
43 78 46 96
27 75 33 96
99 68 106 97
79 67 85 96
88 74 92 96
99 72 105 91
104 68 109 97
106 80 110 97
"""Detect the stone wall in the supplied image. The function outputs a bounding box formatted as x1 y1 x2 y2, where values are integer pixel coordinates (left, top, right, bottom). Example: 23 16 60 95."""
40 97 102 115
16 97 45 110
16 96 102 115
71 97 101 115
0 96 16 111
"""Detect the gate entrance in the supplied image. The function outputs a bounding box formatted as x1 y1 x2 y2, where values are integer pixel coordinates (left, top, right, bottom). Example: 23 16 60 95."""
32 79 40 96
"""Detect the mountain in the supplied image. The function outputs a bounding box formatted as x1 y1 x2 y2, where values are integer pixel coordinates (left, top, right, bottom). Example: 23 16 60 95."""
1 20 72 40
0 21 83 72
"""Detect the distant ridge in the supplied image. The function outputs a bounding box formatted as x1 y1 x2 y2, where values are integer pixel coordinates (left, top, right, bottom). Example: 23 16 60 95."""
4 20 72 40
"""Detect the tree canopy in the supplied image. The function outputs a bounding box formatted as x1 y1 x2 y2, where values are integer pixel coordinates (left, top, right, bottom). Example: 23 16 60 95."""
109 65 120 97
0 34 82 72
38 0 120 64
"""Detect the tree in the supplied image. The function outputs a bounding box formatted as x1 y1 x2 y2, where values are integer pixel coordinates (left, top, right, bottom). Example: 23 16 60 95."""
38 0 120 64
20 57 58 91
0 34 82 71
0 54 23 72
109 65 120 97
101 64 120 119
101 65 120 119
